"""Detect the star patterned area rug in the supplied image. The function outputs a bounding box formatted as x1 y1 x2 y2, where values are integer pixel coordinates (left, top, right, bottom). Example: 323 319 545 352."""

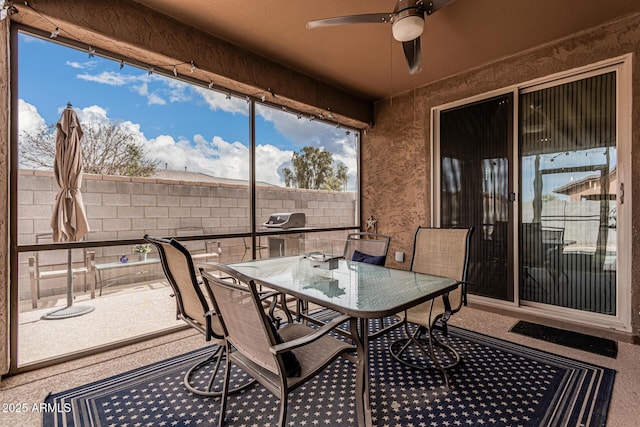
43 320 615 427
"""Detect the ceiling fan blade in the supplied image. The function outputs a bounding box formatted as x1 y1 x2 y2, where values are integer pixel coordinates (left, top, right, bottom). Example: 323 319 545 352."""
402 38 422 74
306 13 392 29
425 0 455 15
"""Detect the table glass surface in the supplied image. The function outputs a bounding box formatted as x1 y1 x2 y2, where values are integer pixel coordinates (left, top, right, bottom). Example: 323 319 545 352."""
227 256 458 317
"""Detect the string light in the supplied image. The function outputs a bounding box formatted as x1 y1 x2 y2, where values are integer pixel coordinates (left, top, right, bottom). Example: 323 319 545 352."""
12 1 353 133
0 1 18 21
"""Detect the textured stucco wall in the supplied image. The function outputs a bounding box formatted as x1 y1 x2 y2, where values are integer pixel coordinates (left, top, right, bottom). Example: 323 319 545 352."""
365 12 640 339
0 16 9 377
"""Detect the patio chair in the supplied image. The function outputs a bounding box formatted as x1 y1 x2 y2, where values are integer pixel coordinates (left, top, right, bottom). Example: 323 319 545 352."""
28 233 95 308
389 226 473 378
521 222 545 286
343 231 391 265
144 234 258 397
200 264 355 427
298 231 393 337
521 224 568 300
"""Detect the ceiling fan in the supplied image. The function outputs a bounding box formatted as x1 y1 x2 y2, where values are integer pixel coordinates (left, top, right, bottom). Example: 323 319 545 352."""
306 0 454 75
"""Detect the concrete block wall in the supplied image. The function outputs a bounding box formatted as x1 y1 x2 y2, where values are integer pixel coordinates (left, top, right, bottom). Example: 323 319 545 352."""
18 170 356 300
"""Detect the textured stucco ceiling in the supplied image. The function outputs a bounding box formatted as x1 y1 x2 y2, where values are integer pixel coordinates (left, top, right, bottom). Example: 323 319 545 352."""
131 0 640 101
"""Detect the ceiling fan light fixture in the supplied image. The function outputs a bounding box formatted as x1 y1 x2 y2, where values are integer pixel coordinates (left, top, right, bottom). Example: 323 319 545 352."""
392 13 424 42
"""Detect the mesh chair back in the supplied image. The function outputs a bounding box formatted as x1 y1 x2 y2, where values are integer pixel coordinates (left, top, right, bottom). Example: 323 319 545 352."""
411 227 473 312
521 222 545 268
343 232 391 261
201 268 280 374
145 235 220 335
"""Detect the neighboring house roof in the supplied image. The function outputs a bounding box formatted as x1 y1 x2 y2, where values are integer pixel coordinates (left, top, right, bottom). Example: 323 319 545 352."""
552 168 616 195
152 169 277 187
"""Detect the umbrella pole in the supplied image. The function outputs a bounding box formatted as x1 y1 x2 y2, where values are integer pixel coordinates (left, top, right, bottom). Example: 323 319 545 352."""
41 248 95 320
67 248 73 307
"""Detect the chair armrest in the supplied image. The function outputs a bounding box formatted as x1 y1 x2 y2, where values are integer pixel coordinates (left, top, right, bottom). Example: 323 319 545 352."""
270 314 351 354
258 290 281 301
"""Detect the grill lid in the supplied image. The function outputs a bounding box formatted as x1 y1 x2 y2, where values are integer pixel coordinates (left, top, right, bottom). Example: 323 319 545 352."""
263 212 306 228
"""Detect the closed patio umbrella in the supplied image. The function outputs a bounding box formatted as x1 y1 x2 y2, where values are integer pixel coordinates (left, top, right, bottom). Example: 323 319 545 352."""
42 102 93 319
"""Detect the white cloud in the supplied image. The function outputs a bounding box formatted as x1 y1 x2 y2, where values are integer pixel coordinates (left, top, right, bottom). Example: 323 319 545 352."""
18 99 46 136
166 79 192 103
193 87 249 116
255 103 356 154
66 60 97 70
132 82 148 96
147 93 167 105
73 69 249 116
17 97 356 188
75 105 111 125
77 71 131 86
34 100 283 184
256 143 294 184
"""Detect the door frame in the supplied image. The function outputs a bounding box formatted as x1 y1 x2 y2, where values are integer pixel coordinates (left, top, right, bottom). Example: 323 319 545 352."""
431 54 632 332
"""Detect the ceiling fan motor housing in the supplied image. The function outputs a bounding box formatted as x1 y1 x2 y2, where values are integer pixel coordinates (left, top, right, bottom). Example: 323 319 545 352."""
392 0 425 42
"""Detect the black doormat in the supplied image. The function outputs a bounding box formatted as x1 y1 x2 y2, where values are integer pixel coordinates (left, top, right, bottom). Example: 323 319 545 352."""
510 320 618 358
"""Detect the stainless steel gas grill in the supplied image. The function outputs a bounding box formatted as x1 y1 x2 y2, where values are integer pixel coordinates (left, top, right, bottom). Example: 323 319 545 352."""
262 212 306 229
261 213 306 257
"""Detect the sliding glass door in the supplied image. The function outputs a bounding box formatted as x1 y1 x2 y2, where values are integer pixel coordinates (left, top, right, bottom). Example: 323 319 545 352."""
439 94 514 301
435 61 627 323
519 72 617 315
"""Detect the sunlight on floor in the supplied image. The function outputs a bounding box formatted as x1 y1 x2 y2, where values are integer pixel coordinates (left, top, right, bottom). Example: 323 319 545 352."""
18 281 183 365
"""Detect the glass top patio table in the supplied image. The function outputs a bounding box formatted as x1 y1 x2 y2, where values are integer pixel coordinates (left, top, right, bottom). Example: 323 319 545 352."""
229 255 459 319
226 255 461 427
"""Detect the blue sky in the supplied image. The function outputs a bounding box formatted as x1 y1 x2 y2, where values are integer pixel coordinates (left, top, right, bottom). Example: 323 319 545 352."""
17 32 358 187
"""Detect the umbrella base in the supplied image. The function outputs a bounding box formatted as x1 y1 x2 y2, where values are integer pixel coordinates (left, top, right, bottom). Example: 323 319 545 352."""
41 305 95 320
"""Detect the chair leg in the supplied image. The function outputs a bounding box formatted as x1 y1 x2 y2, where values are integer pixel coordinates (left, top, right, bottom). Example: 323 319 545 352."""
184 345 255 397
218 343 231 427
389 304 462 387
278 395 288 427
389 323 461 388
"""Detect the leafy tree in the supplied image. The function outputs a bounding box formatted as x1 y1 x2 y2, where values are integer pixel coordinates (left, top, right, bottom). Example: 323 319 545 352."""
321 163 349 191
19 121 158 177
282 146 348 190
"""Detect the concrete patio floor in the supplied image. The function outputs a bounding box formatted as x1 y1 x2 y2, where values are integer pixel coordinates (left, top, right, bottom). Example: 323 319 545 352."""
18 280 183 365
3 304 640 426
